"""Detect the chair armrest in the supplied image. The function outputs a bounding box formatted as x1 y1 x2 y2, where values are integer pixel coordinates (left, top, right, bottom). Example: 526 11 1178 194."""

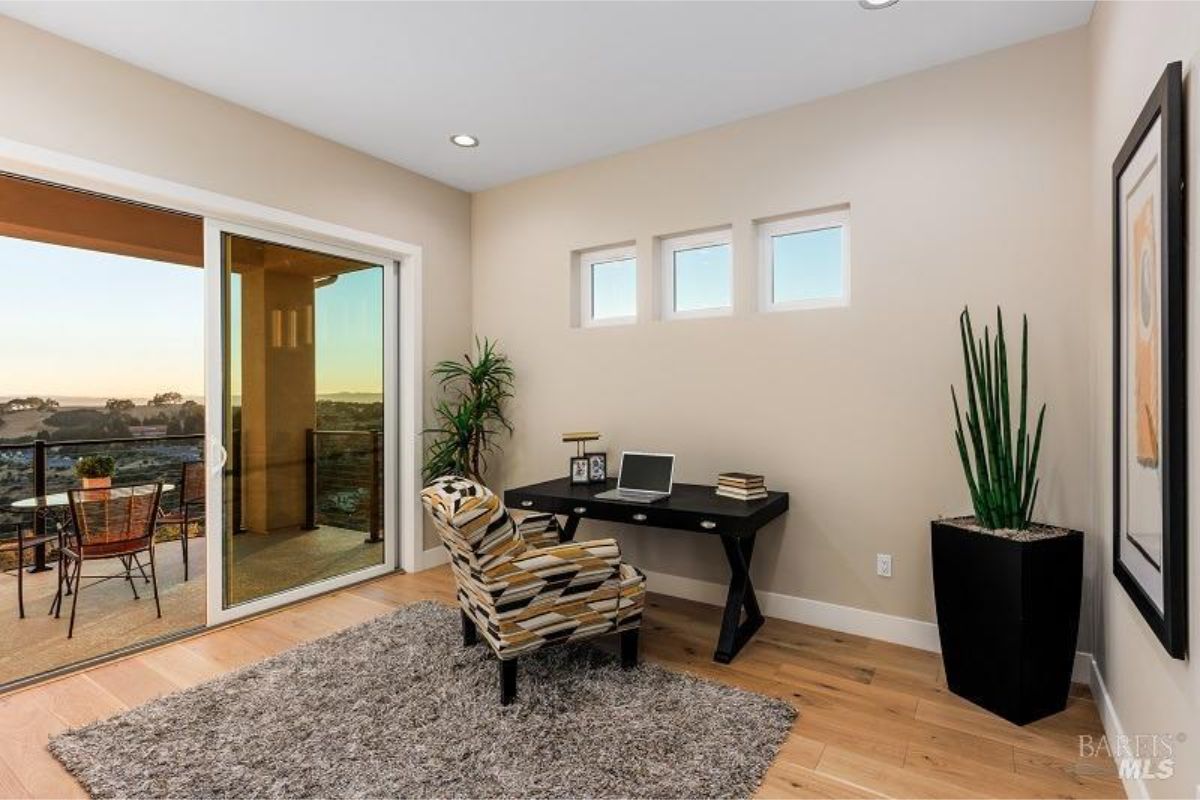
516 513 561 549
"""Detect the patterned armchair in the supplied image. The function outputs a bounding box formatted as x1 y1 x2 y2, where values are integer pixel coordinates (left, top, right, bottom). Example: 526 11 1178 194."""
421 476 646 704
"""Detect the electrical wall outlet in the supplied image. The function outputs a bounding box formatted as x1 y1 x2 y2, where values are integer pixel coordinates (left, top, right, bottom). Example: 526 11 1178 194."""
876 553 893 578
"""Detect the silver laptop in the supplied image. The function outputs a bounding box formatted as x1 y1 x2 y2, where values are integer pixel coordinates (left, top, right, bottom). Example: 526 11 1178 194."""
594 452 674 503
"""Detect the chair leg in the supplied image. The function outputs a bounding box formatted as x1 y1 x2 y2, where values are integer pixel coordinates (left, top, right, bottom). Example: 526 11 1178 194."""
620 628 640 669
132 552 150 584
16 547 25 619
148 547 161 619
500 658 518 706
181 509 190 582
461 609 477 646
67 558 83 639
52 550 65 619
121 556 141 600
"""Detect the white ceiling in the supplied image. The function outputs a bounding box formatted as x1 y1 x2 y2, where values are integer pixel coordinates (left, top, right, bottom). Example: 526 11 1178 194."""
1 1 1093 192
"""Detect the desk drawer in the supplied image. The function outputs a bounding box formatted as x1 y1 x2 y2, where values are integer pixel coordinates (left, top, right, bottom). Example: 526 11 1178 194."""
508 494 575 516
504 491 734 535
581 503 726 533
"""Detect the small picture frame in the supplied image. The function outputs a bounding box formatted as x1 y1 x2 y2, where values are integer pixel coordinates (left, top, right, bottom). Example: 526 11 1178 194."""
588 453 607 483
569 456 591 484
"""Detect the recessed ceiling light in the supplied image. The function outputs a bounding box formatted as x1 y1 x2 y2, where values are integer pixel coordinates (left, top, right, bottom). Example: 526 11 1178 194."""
450 134 479 148
858 0 899 8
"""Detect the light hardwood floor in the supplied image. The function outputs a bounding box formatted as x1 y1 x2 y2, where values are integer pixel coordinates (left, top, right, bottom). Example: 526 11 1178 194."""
0 566 1124 799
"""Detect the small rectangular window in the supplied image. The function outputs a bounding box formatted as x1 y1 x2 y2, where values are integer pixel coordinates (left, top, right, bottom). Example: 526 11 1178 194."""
580 245 636 326
661 228 733 319
758 208 849 311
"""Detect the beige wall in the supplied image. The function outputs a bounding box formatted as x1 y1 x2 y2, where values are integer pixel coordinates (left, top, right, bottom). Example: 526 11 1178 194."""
473 30 1092 632
0 15 471 550
1088 3 1200 795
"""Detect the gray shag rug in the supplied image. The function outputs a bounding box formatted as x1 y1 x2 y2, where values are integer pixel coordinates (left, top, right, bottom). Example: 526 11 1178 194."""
50 601 796 799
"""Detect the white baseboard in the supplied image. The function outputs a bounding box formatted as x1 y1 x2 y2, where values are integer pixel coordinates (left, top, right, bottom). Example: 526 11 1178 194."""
641 568 1093 683
420 545 449 570
1072 651 1094 686
1087 654 1149 800
641 568 942 651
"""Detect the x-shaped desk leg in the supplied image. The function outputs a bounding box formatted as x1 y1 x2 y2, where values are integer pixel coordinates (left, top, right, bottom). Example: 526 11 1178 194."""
559 514 581 543
714 532 764 664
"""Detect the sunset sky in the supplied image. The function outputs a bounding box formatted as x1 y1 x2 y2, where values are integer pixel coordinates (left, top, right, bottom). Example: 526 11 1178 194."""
1 235 382 402
1 235 205 399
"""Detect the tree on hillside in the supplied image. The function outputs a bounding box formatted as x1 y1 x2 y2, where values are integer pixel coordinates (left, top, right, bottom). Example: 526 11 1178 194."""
106 398 136 412
167 400 204 435
2 397 59 413
149 391 183 406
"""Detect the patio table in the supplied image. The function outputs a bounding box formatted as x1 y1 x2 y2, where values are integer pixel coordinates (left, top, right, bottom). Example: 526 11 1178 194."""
10 483 176 512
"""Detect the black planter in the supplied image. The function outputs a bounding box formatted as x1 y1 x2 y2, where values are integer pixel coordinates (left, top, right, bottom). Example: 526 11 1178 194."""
931 517 1083 725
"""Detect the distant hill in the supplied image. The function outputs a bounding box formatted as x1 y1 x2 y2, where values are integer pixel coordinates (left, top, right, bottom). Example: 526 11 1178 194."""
0 395 203 408
318 393 383 404
0 402 203 442
1 393 378 407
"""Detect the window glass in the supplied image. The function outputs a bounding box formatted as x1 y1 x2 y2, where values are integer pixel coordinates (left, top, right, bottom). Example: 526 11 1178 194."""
772 226 843 304
673 244 731 313
591 257 636 320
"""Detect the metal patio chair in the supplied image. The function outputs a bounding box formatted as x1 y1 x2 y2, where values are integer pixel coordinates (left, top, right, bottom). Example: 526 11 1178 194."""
60 483 163 638
1 525 58 618
157 460 204 581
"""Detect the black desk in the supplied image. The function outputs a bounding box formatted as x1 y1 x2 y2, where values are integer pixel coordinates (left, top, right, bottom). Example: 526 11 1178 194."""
504 478 789 663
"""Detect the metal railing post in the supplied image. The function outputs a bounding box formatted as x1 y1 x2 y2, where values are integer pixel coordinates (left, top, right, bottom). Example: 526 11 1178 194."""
29 439 50 573
366 431 382 544
304 428 317 530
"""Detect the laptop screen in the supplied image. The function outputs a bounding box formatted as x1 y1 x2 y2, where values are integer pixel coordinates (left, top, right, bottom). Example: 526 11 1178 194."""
618 453 674 493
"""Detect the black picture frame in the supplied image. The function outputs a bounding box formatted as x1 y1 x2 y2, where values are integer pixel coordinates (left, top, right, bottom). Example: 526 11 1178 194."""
588 453 607 483
1111 61 1187 659
569 456 591 485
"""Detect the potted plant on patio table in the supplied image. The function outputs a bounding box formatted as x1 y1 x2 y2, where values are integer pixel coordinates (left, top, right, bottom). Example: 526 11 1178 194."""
931 307 1083 725
75 454 116 489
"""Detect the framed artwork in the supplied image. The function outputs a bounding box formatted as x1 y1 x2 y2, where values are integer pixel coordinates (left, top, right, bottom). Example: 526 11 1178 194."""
588 453 607 483
1112 61 1186 659
569 456 591 485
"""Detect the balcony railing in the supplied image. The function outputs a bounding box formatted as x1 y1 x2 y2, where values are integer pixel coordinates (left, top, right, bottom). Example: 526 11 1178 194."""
0 434 205 570
305 429 383 543
1 429 383 572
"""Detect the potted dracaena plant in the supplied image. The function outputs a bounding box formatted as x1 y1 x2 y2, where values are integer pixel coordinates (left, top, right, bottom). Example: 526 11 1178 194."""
422 337 514 486
75 454 116 489
932 307 1083 725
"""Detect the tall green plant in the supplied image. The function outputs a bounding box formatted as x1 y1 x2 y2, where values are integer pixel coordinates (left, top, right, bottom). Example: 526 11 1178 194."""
951 307 1045 530
423 337 514 484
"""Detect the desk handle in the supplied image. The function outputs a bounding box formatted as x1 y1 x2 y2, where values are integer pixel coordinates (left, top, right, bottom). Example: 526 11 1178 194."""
519 500 533 508
700 520 717 530
573 506 588 515
632 513 648 522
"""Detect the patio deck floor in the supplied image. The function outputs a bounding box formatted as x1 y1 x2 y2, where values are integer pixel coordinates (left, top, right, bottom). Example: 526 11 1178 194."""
0 526 384 687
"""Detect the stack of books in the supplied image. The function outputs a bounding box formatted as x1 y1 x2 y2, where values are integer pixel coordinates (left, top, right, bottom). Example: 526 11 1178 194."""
716 472 768 501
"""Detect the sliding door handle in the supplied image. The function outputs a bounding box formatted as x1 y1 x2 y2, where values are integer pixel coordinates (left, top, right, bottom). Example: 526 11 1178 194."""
208 440 228 472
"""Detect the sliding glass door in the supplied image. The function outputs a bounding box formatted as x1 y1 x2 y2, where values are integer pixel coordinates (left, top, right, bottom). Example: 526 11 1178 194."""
205 221 397 622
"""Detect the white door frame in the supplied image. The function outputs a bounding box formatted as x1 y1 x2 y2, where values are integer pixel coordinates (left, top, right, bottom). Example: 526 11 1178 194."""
203 219 406 624
0 138 426 623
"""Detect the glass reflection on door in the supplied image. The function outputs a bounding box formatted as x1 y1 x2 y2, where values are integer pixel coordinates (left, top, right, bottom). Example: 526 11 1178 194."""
222 233 384 607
